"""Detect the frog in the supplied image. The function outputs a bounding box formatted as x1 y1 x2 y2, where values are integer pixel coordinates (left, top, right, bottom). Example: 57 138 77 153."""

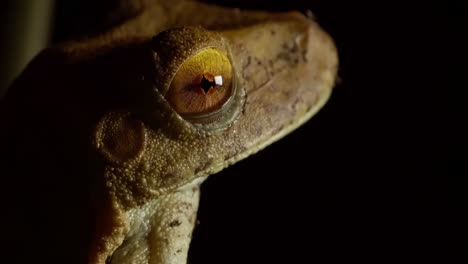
0 0 338 263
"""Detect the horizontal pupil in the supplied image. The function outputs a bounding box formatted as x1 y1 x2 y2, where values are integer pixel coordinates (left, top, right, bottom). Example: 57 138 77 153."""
199 74 216 93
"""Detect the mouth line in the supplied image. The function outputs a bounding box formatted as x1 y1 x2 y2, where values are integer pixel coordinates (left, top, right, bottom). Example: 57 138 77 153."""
207 78 333 174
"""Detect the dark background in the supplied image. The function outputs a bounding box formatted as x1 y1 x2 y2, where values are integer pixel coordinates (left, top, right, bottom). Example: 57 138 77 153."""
2 0 466 262
188 1 467 262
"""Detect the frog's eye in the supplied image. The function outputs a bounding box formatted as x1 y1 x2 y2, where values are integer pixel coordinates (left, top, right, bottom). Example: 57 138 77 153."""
165 48 234 118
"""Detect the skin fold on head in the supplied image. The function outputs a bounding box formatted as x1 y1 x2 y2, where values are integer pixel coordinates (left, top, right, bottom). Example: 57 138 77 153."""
0 0 338 263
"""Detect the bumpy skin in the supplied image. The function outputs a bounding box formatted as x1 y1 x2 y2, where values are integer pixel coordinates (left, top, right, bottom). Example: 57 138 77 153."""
0 0 338 263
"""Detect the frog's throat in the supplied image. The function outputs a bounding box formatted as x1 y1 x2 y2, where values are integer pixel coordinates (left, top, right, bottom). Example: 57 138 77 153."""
109 177 204 264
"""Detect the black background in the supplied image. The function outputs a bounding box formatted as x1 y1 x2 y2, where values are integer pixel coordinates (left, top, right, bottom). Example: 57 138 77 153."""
187 1 467 262
6 0 468 262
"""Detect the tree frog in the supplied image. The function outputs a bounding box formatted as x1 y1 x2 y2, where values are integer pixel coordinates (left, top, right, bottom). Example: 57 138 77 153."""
0 0 338 263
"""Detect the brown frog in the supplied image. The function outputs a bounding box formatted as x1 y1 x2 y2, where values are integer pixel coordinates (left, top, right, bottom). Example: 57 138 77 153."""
0 0 338 263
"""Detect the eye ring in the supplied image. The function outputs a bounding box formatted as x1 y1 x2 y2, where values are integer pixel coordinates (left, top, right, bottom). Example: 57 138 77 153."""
149 27 245 132
177 64 238 123
165 47 237 122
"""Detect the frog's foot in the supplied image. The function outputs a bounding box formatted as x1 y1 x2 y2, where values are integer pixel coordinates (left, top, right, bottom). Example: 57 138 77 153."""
109 178 204 264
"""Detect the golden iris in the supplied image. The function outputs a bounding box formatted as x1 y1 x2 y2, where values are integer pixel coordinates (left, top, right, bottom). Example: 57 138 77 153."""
166 48 233 116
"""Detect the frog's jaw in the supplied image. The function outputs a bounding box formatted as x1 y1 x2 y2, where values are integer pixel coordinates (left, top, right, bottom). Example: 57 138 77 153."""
109 177 204 264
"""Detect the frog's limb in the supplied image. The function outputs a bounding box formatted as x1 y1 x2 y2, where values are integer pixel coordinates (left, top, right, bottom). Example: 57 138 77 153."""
110 178 204 264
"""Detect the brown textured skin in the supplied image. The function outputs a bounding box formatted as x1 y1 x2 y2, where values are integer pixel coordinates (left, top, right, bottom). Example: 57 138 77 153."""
0 0 338 263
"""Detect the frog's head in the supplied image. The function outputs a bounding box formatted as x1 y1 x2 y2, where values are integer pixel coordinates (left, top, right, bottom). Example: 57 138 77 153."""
1 4 337 264
91 20 337 263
